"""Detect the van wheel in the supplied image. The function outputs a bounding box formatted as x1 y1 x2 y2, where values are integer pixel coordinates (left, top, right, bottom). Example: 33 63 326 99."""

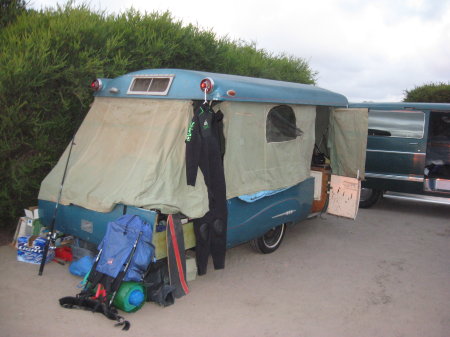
359 188 381 208
250 223 286 254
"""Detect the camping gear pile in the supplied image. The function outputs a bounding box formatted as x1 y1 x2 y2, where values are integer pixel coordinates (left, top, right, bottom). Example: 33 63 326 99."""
59 214 159 330
11 208 188 330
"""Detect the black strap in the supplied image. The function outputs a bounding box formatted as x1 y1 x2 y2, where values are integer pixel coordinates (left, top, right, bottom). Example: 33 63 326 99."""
123 214 137 235
59 296 130 331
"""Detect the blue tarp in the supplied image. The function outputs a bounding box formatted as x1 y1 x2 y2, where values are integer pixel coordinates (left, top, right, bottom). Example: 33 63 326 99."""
238 187 289 203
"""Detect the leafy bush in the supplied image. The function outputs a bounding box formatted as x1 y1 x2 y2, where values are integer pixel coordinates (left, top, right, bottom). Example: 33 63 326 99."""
0 0 27 28
404 82 450 103
0 4 316 229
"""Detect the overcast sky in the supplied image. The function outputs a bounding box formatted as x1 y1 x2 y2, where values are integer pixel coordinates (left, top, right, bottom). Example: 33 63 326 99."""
29 0 450 102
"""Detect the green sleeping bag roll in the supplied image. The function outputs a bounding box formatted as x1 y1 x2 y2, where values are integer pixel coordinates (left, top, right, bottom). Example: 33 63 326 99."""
113 282 146 313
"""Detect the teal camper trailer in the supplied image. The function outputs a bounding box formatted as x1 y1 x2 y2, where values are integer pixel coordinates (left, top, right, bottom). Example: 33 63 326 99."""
38 69 368 261
350 102 450 207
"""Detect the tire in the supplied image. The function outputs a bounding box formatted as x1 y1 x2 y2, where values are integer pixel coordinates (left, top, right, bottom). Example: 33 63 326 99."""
250 223 286 254
359 188 382 208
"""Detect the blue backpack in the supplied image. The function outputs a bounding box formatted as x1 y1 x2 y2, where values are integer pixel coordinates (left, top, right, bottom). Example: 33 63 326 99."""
96 214 155 282
60 214 155 330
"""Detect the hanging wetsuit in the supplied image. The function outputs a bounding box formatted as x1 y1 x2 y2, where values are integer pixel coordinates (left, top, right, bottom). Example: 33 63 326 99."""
186 102 227 275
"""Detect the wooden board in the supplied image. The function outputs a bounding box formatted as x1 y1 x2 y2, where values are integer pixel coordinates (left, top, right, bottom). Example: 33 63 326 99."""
152 222 196 260
310 166 331 213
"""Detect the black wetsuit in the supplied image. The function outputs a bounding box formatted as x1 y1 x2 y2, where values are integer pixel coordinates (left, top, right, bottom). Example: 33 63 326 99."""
186 102 227 275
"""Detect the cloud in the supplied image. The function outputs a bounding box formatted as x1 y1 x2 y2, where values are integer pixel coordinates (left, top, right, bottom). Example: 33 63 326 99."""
28 0 450 102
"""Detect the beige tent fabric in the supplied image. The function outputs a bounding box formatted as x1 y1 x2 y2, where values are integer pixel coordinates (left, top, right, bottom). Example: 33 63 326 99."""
38 97 209 218
39 98 364 219
328 108 368 179
219 102 316 198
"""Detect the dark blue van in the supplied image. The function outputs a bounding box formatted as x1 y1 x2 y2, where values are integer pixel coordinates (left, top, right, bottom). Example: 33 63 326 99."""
350 102 450 207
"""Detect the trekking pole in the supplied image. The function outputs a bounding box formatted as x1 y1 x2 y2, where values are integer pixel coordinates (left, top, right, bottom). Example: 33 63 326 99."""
109 231 143 306
38 135 76 276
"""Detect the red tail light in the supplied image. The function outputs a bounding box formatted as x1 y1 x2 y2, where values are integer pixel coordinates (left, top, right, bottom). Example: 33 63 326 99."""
200 78 214 93
90 79 103 91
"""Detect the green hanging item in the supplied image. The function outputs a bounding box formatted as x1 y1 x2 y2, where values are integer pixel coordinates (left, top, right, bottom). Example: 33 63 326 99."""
113 282 146 313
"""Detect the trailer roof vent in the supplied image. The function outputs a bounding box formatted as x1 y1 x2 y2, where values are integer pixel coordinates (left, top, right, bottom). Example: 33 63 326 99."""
128 75 174 95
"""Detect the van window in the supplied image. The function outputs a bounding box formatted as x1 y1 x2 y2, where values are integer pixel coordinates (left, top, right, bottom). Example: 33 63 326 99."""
266 105 303 142
368 110 425 138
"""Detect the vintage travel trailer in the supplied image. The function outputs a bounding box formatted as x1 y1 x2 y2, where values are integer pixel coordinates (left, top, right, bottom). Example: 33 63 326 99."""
350 102 450 207
38 69 368 259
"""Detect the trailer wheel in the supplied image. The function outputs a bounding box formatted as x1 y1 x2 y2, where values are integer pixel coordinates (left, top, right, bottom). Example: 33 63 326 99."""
359 188 382 208
250 223 286 254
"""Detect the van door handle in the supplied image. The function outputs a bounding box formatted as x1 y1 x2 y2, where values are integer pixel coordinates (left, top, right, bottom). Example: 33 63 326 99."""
409 142 418 145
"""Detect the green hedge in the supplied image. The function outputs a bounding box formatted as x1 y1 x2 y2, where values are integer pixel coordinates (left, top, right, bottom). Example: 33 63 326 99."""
404 82 450 103
1 0 27 28
0 4 316 229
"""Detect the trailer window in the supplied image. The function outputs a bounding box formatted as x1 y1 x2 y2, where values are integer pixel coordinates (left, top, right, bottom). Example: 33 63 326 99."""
266 105 303 142
128 75 174 95
368 110 425 138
